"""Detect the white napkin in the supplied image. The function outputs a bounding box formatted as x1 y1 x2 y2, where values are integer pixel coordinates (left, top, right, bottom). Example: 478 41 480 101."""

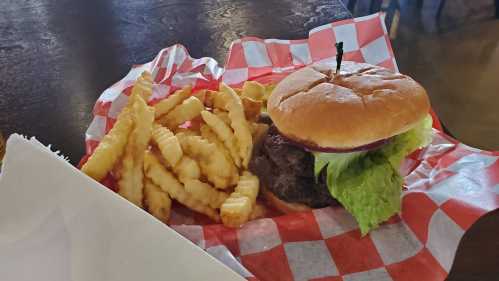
0 134 244 281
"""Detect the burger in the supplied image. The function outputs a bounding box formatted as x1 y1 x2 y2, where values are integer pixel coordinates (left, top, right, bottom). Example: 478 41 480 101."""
249 61 432 234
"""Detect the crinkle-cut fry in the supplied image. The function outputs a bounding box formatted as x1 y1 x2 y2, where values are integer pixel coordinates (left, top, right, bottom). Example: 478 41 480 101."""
82 73 152 183
178 135 238 189
173 127 200 136
241 96 262 122
132 71 153 101
203 89 218 108
157 96 204 128
117 94 155 208
154 85 191 118
174 131 198 149
220 195 252 228
241 80 265 101
173 155 201 183
213 109 231 126
234 88 243 96
151 123 183 167
191 89 206 104
235 171 260 203
81 107 133 181
199 125 239 184
144 179 172 223
220 83 253 168
200 111 241 168
249 202 268 220
144 151 220 222
220 171 260 227
212 89 232 110
263 83 275 102
184 179 229 209
200 125 235 166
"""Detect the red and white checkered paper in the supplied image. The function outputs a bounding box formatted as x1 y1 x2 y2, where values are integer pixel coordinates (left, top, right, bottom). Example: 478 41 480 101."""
83 13 499 281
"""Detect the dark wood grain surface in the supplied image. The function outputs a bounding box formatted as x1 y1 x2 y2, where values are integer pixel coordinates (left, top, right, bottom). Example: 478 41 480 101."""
0 1 497 280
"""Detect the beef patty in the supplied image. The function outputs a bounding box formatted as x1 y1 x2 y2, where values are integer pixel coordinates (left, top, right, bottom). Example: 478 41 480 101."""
249 125 338 208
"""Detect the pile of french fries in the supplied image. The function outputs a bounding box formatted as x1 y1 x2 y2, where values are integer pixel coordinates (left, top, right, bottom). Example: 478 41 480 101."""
81 71 273 227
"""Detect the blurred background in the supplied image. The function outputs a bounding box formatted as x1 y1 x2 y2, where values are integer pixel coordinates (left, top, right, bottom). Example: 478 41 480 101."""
345 0 499 151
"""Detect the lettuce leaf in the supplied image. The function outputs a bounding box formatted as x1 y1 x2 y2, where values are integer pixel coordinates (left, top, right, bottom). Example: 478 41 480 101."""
328 153 402 235
314 115 433 235
380 114 433 168
314 151 366 179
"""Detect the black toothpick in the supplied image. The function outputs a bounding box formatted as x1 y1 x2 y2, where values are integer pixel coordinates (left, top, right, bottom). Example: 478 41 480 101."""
335 41 344 74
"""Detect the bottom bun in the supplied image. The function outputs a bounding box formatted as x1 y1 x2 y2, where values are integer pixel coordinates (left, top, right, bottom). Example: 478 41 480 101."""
262 188 312 214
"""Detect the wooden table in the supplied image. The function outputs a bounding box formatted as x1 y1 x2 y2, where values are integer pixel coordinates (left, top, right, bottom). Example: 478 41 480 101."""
0 1 497 280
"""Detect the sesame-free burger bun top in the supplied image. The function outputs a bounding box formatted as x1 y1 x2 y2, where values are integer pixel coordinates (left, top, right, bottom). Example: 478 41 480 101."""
267 61 430 149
